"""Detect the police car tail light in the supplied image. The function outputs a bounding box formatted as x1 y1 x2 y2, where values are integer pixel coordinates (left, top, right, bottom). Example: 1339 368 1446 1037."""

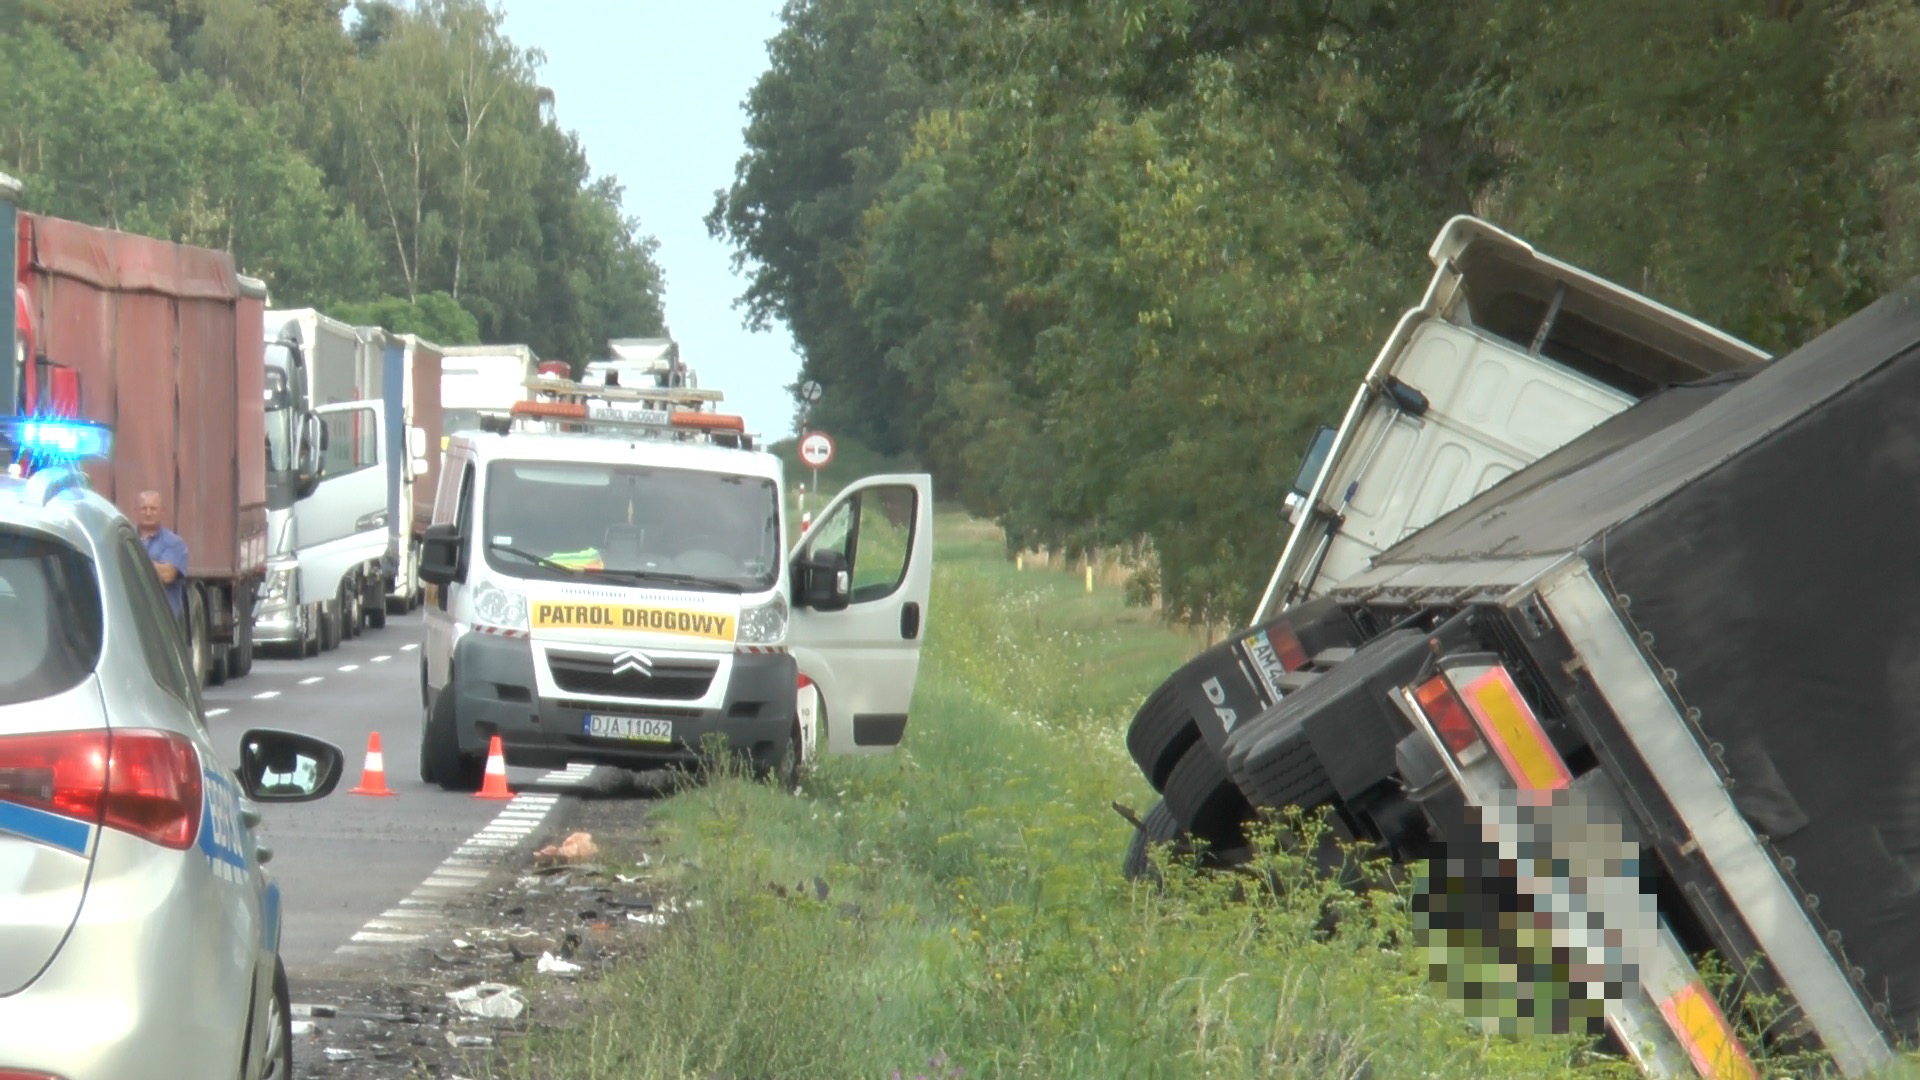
0 729 202 851
100 729 205 850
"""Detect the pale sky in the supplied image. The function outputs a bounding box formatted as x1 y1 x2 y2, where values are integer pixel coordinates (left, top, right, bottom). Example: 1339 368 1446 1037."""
498 0 798 439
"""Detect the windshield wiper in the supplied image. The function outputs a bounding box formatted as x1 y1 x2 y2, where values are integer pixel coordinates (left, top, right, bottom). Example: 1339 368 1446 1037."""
586 567 743 593
490 544 581 576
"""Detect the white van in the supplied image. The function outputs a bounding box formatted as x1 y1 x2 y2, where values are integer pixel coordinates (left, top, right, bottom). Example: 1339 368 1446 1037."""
415 396 932 788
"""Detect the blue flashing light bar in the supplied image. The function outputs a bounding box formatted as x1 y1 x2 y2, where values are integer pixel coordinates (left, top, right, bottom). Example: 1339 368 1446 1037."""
5 417 113 461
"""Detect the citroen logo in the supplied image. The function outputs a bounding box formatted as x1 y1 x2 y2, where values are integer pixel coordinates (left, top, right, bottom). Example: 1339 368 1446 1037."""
610 649 654 677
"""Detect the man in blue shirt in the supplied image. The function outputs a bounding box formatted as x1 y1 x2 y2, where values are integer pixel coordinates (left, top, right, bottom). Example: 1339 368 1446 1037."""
136 489 189 631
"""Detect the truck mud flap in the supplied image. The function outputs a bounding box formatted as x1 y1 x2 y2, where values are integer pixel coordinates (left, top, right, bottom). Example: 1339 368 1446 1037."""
1225 628 1430 811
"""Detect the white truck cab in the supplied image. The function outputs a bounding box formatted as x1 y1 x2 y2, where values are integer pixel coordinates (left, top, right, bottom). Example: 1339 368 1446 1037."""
415 382 933 789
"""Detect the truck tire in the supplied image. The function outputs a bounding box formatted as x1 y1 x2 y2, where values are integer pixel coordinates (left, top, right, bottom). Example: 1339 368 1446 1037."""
342 579 363 640
300 604 321 658
365 573 388 629
1126 679 1200 792
228 583 254 679
319 601 340 652
424 689 482 791
186 587 212 689
205 593 230 688
1162 742 1253 852
1123 797 1182 882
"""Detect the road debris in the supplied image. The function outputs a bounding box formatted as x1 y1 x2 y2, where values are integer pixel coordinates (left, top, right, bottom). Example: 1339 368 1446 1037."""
446 983 525 1019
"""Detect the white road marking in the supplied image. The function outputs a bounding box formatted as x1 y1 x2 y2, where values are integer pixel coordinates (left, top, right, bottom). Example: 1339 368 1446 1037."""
330 762 595 960
206 708 230 718
338 664 359 672
299 676 323 685
371 655 392 663
253 691 280 700
349 930 423 944
401 643 419 652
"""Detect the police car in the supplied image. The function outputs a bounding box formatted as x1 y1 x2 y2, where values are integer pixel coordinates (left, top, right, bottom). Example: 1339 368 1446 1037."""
0 417 346 1080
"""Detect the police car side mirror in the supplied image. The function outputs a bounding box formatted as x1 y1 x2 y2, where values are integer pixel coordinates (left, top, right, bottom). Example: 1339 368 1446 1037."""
238 729 344 803
419 522 464 586
793 548 850 612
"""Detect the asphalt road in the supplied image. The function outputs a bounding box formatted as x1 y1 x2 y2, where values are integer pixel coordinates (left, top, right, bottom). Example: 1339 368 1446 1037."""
201 609 567 973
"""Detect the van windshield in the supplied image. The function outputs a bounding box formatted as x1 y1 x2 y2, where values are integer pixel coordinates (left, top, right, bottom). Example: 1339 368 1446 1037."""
482 460 780 592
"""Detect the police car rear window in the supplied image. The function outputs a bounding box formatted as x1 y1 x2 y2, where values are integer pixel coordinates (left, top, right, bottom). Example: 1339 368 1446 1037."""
0 530 104 706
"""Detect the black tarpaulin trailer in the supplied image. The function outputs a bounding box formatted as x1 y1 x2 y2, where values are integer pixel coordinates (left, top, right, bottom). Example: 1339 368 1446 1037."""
1323 283 1920 1074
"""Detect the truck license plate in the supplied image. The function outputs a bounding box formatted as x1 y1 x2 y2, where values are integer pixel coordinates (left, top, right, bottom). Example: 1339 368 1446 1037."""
584 714 673 743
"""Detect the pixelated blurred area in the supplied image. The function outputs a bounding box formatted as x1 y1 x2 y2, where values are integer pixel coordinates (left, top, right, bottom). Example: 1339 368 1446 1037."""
1411 786 1659 1039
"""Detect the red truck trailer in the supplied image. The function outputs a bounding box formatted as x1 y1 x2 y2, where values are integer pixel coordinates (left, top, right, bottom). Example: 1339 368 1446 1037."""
13 208 268 686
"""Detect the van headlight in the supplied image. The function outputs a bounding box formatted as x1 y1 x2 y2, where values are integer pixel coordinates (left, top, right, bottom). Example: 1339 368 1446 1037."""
737 593 788 644
470 580 528 631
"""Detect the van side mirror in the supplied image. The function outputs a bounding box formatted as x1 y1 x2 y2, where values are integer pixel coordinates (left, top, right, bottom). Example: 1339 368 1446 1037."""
420 522 464 586
791 548 850 612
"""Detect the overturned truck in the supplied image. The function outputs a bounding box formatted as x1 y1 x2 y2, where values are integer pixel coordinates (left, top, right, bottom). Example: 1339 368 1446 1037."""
1130 252 1920 1069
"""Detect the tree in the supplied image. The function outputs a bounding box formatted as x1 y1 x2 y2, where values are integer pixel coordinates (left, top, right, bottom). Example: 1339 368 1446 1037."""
329 292 480 344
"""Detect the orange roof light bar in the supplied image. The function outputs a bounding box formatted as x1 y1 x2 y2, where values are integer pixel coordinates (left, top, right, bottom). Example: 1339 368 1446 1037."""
670 411 746 432
511 399 588 420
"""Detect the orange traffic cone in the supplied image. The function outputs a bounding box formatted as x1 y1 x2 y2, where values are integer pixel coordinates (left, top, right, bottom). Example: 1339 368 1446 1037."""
349 732 396 796
473 734 512 800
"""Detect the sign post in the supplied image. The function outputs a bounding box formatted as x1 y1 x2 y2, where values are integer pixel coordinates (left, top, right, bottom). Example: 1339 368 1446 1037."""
798 430 835 511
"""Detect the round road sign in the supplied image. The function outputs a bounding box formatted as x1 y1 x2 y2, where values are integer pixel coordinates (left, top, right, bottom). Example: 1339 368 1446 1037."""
799 431 835 469
798 379 824 403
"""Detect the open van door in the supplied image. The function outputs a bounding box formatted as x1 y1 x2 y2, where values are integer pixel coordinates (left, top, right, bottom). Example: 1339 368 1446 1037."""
787 474 934 756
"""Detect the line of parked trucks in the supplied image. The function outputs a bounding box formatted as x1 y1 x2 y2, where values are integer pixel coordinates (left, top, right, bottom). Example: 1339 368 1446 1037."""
0 176 621 688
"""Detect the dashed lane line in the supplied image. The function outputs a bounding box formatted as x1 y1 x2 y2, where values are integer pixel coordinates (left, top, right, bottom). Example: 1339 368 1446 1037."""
401 643 419 652
207 708 229 718
337 664 359 672
330 762 598 955
253 691 280 700
299 676 323 685
371 655 392 663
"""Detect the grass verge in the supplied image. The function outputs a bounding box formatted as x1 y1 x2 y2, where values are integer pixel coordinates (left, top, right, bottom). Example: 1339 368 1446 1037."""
491 514 1628 1080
